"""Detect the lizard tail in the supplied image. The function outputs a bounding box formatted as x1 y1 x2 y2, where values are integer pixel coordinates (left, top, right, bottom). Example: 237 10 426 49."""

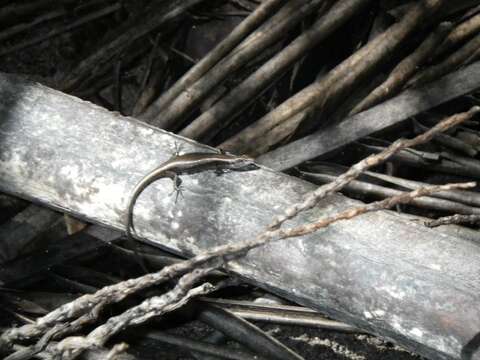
126 183 151 273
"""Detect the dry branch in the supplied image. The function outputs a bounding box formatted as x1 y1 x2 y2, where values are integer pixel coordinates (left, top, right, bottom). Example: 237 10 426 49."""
220 0 446 155
60 0 204 90
0 3 121 58
0 9 65 43
408 33 480 87
387 0 480 20
50 268 221 359
257 61 480 171
8 342 137 360
139 330 259 360
433 11 480 57
413 119 478 157
425 214 480 227
365 144 480 180
303 171 480 215
143 0 327 129
195 303 304 360
361 170 480 207
179 0 370 141
201 298 358 332
0 1 52 23
351 21 452 114
139 0 285 120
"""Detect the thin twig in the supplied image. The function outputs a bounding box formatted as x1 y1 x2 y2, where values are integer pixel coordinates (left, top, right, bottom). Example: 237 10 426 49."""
113 56 123 115
302 171 480 215
0 3 121 57
200 297 358 332
60 0 204 91
4 324 68 360
413 119 477 157
425 214 480 227
131 35 163 116
362 170 480 207
268 107 479 228
362 143 480 179
0 1 52 23
52 267 219 359
138 330 260 360
0 9 65 43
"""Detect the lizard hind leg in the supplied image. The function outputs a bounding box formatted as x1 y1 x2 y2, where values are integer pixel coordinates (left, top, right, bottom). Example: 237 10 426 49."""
169 174 184 204
173 141 183 157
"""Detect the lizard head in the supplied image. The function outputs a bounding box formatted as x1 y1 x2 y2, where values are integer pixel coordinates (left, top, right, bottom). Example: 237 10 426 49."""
228 154 258 170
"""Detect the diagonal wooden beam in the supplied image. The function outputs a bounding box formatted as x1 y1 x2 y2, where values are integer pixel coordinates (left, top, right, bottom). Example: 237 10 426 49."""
0 73 479 360
257 61 480 170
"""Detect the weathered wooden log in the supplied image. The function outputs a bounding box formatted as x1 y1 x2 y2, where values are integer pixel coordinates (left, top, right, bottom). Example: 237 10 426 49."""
0 73 479 360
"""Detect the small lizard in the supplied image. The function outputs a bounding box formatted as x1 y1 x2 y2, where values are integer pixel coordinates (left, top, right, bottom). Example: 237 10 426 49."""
125 152 256 271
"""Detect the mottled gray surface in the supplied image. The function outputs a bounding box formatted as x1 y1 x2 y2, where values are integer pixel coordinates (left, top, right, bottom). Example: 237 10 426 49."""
0 73 479 360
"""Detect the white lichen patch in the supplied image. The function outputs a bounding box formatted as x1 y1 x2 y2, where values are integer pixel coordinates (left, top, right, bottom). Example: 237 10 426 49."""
92 179 124 202
372 309 386 317
171 221 180 230
220 195 233 204
179 236 202 253
389 316 460 356
185 236 196 244
59 164 81 180
390 316 425 342
161 195 171 206
363 307 389 323
377 285 406 300
138 126 154 137
265 326 281 336
0 151 29 179
71 181 127 221
237 182 257 194
428 336 462 356
291 334 366 360
322 245 335 255
355 334 409 353
410 327 423 338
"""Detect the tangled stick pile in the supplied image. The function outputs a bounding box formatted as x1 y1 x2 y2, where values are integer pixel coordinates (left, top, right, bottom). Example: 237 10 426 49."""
1 1 480 359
